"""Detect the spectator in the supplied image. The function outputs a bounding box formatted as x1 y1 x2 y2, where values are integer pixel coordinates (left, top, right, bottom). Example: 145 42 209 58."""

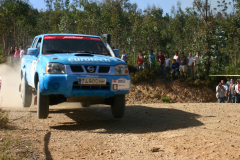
149 50 156 68
173 51 179 63
8 47 15 65
171 59 179 80
193 52 200 79
235 79 240 103
229 79 236 103
121 50 128 63
222 80 228 102
216 82 227 103
156 51 164 75
187 53 194 79
19 46 25 58
137 51 144 71
8 47 15 56
164 54 171 76
14 47 20 57
226 77 231 102
179 52 188 79
226 77 231 87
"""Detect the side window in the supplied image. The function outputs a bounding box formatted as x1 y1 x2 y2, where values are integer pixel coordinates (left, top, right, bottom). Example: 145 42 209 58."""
37 38 42 52
32 38 38 48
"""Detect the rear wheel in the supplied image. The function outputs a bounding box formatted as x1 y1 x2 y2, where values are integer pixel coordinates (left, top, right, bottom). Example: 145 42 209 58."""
80 102 90 107
37 82 49 119
111 94 125 118
21 77 32 107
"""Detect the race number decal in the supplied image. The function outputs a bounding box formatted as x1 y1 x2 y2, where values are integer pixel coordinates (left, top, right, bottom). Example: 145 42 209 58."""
112 78 130 90
31 60 37 83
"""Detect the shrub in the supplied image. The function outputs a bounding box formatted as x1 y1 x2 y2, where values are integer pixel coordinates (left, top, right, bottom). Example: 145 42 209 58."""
130 68 158 84
161 96 170 103
128 64 137 73
0 109 8 129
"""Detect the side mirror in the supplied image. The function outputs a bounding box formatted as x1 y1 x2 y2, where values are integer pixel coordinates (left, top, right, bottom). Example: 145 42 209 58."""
113 49 120 58
27 48 39 57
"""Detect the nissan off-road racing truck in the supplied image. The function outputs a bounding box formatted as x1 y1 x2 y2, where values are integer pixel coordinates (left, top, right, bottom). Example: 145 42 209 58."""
20 34 131 119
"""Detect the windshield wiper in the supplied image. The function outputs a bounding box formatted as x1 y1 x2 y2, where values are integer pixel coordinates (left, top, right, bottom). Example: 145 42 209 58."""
45 50 74 53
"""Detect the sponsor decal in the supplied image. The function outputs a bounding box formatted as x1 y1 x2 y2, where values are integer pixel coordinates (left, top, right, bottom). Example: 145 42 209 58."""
68 58 111 62
112 78 130 90
44 36 101 41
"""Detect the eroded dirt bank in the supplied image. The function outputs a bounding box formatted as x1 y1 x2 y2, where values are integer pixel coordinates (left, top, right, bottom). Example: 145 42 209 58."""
1 103 240 159
127 79 216 104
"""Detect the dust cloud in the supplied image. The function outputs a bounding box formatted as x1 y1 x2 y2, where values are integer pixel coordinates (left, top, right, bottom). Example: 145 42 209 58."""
0 61 22 107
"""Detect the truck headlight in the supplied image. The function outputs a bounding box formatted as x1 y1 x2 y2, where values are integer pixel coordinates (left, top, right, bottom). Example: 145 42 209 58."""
114 65 129 75
46 63 66 74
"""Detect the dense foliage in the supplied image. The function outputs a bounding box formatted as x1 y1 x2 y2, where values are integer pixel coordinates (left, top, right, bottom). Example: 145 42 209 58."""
0 0 240 77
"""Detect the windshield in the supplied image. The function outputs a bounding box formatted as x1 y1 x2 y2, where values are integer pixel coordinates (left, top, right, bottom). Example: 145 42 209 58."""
42 36 110 56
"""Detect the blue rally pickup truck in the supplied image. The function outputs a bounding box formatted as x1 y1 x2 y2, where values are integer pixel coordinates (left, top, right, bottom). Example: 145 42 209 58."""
20 33 131 119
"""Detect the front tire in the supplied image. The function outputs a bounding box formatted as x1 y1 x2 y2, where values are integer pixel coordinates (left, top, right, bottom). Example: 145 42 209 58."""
111 95 125 118
21 77 32 107
37 82 49 119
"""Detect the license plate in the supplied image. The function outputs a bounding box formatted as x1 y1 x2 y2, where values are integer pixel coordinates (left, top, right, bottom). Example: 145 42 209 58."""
78 78 106 85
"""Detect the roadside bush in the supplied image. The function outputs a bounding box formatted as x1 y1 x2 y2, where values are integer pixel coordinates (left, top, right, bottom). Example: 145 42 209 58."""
161 96 170 103
128 65 137 73
0 109 8 129
130 68 158 84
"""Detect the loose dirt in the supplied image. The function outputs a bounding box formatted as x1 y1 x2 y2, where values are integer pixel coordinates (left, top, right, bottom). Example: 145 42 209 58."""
1 103 240 159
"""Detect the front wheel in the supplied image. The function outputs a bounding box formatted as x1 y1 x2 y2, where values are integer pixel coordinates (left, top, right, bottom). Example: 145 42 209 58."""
111 95 125 118
21 77 32 107
37 82 49 119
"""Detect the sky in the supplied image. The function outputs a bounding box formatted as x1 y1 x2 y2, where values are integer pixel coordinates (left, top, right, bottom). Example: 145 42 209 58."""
28 0 233 15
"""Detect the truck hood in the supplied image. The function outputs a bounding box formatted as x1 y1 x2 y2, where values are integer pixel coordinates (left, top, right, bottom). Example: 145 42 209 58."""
42 53 125 66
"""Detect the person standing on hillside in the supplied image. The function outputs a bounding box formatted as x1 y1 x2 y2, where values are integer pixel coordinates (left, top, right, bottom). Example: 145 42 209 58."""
229 79 236 103
121 50 128 63
149 50 156 68
187 53 194 79
234 79 240 103
179 52 188 79
226 77 232 102
137 51 144 71
171 59 179 80
156 51 165 75
8 47 15 65
19 46 25 58
173 51 179 64
216 82 227 103
164 54 171 76
193 52 200 79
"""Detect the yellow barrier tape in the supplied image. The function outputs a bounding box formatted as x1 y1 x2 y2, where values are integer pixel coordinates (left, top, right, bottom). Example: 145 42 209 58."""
209 75 240 76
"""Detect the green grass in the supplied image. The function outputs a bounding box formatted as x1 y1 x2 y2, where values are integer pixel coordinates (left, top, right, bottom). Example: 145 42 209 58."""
161 96 170 103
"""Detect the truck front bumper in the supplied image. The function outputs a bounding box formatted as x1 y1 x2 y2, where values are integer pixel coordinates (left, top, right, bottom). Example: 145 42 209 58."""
40 74 131 98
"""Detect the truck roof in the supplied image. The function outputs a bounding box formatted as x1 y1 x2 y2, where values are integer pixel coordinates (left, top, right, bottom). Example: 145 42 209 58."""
38 33 101 38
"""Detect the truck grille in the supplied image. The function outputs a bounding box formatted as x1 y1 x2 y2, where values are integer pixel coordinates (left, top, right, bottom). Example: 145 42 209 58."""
72 81 110 90
70 65 84 72
70 65 110 73
98 66 110 73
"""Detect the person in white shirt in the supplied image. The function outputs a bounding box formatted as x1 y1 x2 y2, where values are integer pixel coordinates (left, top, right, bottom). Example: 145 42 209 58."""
173 51 179 64
187 53 194 79
19 46 25 58
193 52 200 79
164 54 171 76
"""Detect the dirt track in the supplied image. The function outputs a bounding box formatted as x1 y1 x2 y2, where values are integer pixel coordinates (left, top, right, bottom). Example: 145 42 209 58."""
2 103 240 159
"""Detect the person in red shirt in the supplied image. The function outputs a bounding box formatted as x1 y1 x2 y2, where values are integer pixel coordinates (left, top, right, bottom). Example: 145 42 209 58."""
137 51 144 71
156 52 165 76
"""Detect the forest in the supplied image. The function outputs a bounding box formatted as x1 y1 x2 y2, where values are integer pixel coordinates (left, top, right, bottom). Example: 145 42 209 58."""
0 0 240 77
